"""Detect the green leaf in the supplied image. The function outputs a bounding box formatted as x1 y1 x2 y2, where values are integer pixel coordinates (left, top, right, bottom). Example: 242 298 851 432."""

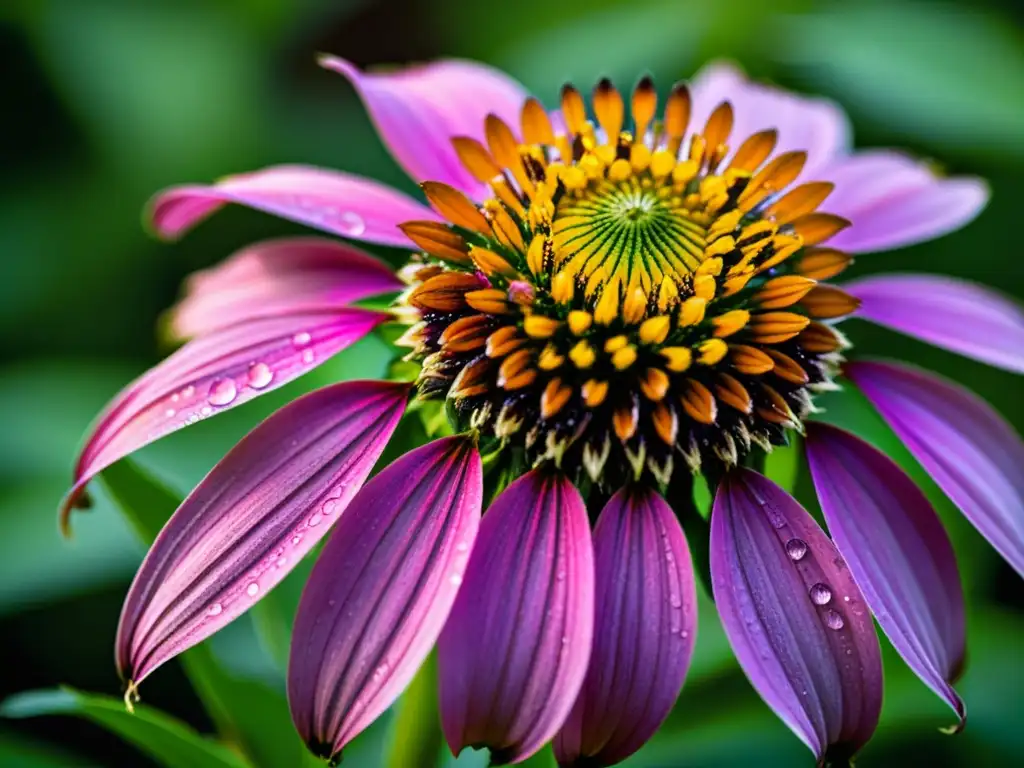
776 0 1024 160
1 688 250 768
100 458 179 542
385 653 443 768
0 728 92 768
763 436 800 493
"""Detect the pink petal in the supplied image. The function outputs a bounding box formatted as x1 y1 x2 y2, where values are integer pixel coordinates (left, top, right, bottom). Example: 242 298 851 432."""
149 165 438 246
554 486 697 767
688 61 850 178
320 57 528 200
818 151 989 253
287 435 483 761
115 380 410 684
168 237 402 340
847 359 1024 578
438 470 594 764
807 423 966 727
844 273 1024 374
63 308 386 530
711 469 882 763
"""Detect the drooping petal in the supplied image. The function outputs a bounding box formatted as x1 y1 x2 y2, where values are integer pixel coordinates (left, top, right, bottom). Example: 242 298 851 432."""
806 422 966 726
819 151 988 253
711 469 882 763
150 165 438 246
63 308 386 528
844 273 1024 374
688 61 850 177
116 380 410 685
847 359 1024 577
320 57 528 200
168 237 402 340
554 486 697 768
287 435 483 762
438 470 594 764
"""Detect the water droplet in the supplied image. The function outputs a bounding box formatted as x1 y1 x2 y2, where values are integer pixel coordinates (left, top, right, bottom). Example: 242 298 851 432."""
339 211 366 236
247 362 273 389
291 535 302 545
276 556 287 568
843 595 851 602
670 595 683 608
246 582 260 597
450 573 463 586
322 500 337 515
456 541 469 553
171 393 180 403
292 331 312 347
810 583 832 605
183 385 195 398
373 662 389 680
200 406 213 417
301 349 315 365
556 570 566 581
785 538 808 561
164 408 176 418
208 378 238 406
308 512 323 527
680 630 690 639
825 610 845 630
207 603 223 616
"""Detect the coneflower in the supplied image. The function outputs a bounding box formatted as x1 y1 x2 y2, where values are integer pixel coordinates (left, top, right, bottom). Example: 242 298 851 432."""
64 57 1022 767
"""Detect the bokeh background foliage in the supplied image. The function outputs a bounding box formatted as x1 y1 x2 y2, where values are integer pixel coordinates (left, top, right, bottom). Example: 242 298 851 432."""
1 0 1022 765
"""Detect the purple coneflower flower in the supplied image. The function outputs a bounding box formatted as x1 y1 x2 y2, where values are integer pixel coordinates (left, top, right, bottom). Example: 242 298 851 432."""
64 57 1023 767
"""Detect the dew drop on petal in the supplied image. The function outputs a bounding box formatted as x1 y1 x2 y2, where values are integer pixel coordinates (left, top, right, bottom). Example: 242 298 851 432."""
164 408 176 418
308 512 323 527
785 538 808 561
292 331 312 347
183 385 196 398
200 406 213 417
208 378 238 406
825 610 845 630
207 603 223 616
810 583 832 605
302 349 315 365
246 582 260 597
456 541 469 553
450 573 463 586
247 362 273 389
340 211 366 236
291 535 302 545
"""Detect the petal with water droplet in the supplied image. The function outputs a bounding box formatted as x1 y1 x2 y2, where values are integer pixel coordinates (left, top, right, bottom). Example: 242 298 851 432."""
554 486 697 767
149 165 437 246
847 359 1024 578
319 57 528 200
438 470 594 765
168 237 402 340
844 274 1024 374
287 436 482 762
63 309 386 530
116 380 409 685
806 422 966 727
711 469 882 763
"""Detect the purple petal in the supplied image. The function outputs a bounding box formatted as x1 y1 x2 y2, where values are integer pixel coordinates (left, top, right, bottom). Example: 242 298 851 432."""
149 165 437 246
287 435 483 761
554 486 697 767
116 380 410 684
711 469 882 763
806 422 966 726
844 273 1024 374
688 61 850 178
320 57 528 200
847 359 1024 578
819 151 988 253
63 309 386 530
438 470 594 764
168 237 401 340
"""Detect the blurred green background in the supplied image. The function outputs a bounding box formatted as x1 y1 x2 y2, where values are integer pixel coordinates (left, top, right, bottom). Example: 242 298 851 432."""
1 0 1022 765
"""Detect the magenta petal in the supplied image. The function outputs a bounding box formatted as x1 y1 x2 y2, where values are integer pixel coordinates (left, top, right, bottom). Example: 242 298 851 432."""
438 471 595 764
320 57 528 200
116 380 409 684
711 469 882 763
150 165 437 246
807 423 966 725
63 309 386 529
847 359 1024 578
820 151 988 253
688 61 850 177
169 237 402 340
554 486 697 767
287 436 483 761
845 273 1024 374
